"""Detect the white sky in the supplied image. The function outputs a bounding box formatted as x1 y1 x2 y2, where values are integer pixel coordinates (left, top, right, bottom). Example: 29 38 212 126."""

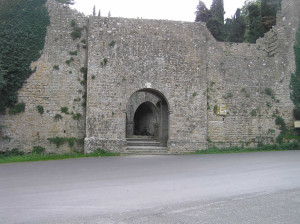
71 0 246 22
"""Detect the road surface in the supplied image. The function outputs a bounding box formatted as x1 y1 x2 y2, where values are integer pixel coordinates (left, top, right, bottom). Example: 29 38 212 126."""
1 151 300 223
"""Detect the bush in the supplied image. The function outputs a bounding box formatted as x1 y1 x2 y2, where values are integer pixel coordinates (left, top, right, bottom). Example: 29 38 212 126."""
36 105 44 115
32 146 45 154
61 107 69 114
54 114 63 121
9 103 25 115
0 148 24 158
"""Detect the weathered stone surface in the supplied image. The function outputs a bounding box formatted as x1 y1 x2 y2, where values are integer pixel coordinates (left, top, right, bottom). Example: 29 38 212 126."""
0 0 299 153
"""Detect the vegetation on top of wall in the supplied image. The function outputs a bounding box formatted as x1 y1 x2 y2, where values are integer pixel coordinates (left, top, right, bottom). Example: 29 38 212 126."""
55 0 75 4
0 0 50 113
195 0 282 43
291 22 300 120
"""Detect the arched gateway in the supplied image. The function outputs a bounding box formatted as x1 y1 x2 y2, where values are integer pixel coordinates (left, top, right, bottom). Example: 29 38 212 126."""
126 89 169 148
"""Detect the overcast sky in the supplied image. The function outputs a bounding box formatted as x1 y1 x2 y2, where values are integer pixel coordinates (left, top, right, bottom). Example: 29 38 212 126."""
71 0 246 22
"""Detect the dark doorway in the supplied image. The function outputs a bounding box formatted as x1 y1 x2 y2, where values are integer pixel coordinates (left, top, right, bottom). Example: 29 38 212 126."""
134 102 158 136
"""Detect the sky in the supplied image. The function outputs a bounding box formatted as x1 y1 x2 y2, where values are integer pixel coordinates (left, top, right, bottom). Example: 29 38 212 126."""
71 0 246 22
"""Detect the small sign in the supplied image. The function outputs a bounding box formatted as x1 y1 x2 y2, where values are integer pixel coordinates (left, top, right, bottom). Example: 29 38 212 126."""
295 121 300 128
217 104 227 116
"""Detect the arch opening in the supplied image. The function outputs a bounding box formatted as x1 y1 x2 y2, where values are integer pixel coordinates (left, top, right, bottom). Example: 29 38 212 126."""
126 89 169 147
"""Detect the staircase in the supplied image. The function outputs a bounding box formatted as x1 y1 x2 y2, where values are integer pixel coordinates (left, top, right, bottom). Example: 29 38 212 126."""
123 136 168 155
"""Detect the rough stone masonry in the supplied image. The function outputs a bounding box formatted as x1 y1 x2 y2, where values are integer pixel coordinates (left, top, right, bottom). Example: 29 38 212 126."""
0 0 299 154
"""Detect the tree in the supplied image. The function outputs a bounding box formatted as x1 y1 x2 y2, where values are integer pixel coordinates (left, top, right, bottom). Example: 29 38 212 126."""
206 0 225 41
195 1 212 23
291 23 300 119
210 0 224 23
98 10 101 17
261 0 282 32
55 0 75 5
225 9 246 42
93 5 96 16
244 2 264 43
108 11 111 17
207 17 224 41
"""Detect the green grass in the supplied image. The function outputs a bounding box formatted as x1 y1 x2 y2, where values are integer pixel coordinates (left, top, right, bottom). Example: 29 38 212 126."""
194 142 300 154
0 149 119 164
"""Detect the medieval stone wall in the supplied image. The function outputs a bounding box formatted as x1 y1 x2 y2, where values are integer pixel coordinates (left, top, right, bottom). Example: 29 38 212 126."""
0 0 298 153
0 0 88 152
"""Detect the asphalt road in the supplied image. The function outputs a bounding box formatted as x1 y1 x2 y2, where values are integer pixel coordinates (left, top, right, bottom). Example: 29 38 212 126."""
0 151 300 223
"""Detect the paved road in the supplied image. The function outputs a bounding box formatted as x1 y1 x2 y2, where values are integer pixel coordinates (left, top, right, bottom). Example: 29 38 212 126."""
1 151 300 223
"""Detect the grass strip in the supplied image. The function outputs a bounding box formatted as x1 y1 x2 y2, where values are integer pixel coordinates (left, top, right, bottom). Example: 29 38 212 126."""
193 142 300 154
0 149 119 164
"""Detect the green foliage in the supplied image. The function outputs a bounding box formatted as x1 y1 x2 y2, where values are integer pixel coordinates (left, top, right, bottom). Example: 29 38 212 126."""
195 0 281 43
0 148 24 158
109 40 116 47
32 146 45 154
69 50 78 56
275 116 287 133
251 109 257 117
72 113 82 120
244 2 264 43
0 0 50 113
61 107 69 114
101 58 108 67
47 137 84 148
195 142 299 154
266 102 272 108
226 92 233 98
80 67 88 75
291 22 300 120
213 105 218 114
91 75 95 79
192 92 198 97
261 0 281 32
55 0 75 4
54 114 63 121
9 103 25 115
70 20 83 40
36 105 44 115
265 87 275 99
224 9 246 43
65 57 75 65
195 1 212 23
53 65 59 70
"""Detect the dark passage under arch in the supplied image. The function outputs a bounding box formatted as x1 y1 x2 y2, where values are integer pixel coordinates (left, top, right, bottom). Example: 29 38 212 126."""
134 102 158 136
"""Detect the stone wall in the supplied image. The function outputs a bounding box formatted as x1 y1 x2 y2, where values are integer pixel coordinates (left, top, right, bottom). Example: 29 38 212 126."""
0 0 299 153
85 17 211 153
0 0 88 153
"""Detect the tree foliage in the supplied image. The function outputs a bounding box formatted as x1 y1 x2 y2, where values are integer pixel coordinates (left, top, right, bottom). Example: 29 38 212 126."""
195 0 225 41
195 1 211 23
0 0 50 113
195 0 282 43
55 0 74 5
224 9 246 43
291 23 300 120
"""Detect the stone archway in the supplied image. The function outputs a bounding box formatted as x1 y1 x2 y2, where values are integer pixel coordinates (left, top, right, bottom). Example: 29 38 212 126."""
126 89 169 147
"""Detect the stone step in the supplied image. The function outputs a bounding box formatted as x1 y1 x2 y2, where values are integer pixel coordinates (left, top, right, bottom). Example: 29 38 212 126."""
122 146 169 155
126 138 159 142
127 141 161 147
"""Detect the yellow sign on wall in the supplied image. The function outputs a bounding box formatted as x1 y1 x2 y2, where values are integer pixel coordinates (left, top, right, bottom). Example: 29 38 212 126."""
217 104 227 116
295 121 300 128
